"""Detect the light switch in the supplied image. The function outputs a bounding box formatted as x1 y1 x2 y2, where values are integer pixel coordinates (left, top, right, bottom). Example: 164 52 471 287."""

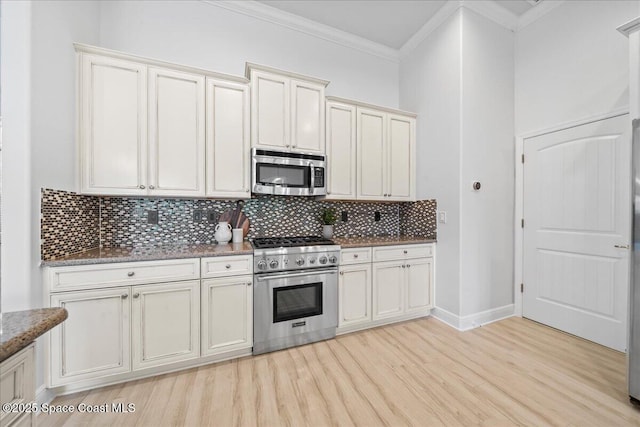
438 211 447 224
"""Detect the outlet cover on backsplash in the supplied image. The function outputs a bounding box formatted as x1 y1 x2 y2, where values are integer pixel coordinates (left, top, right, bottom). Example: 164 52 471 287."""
41 188 437 260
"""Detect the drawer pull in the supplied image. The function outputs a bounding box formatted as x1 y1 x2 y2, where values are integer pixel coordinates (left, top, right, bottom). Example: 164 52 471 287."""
121 294 128 299
225 264 232 269
403 250 408 254
133 293 140 298
127 272 135 277
353 254 359 258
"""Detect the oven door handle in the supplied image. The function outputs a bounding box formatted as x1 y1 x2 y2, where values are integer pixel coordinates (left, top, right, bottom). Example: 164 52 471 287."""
255 268 337 281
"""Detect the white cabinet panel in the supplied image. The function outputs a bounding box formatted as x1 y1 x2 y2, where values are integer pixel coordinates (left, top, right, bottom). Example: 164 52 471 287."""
80 54 147 195
50 287 130 386
339 264 372 328
372 244 433 262
148 68 205 197
291 79 324 153
388 114 414 201
340 247 372 265
132 281 200 370
252 71 289 149
0 345 34 427
373 261 404 320
405 258 433 314
206 78 250 198
201 276 253 355
200 255 253 279
326 101 356 199
357 108 386 199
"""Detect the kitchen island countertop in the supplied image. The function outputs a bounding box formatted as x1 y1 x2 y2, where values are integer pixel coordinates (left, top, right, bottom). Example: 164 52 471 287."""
41 241 254 267
0 308 68 362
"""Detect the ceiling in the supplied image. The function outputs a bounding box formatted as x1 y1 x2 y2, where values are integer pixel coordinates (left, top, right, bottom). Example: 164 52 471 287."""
257 0 536 49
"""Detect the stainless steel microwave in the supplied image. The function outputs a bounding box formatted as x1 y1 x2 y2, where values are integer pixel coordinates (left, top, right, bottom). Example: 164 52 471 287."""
252 148 326 196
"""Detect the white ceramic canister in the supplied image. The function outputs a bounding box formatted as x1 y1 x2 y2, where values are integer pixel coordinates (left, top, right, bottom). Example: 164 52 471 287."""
214 221 232 244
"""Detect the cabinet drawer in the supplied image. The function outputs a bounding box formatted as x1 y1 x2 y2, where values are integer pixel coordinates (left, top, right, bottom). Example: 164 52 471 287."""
201 255 253 278
373 244 433 262
47 259 200 292
340 248 372 265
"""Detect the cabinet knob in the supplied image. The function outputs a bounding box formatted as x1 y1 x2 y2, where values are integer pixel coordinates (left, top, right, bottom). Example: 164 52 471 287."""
133 293 140 298
353 254 359 258
407 264 411 268
121 294 128 299
402 265 406 269
225 264 231 269
403 250 408 254
139 185 146 189
340 271 344 275
246 188 250 193
149 185 155 190
247 282 252 286
127 271 135 277
327 191 331 195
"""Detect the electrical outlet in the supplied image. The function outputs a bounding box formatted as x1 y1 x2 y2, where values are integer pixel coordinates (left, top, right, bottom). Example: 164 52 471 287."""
374 211 381 222
438 211 447 224
147 210 159 225
341 211 348 222
207 211 218 223
193 209 203 222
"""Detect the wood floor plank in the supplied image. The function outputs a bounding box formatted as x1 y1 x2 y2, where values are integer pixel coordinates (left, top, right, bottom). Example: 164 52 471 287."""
37 317 640 426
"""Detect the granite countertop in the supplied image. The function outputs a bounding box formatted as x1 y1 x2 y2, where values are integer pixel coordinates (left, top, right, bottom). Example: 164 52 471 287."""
333 236 437 248
41 241 254 267
1 308 68 362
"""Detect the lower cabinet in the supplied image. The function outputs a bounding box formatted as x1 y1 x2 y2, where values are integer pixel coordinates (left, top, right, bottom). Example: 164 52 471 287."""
49 281 200 386
372 261 405 320
405 257 433 314
201 275 253 356
132 281 200 370
338 263 372 328
0 345 35 427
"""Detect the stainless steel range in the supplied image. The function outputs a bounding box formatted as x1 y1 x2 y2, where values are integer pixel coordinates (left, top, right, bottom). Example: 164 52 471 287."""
252 236 340 355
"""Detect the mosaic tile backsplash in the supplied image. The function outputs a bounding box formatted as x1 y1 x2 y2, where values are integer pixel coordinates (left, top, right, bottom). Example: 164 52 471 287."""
41 189 437 260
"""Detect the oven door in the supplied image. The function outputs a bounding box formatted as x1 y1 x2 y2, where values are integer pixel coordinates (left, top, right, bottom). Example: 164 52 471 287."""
253 268 338 353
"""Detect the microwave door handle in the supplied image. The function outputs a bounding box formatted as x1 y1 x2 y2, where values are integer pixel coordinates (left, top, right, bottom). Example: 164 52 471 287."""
309 162 315 192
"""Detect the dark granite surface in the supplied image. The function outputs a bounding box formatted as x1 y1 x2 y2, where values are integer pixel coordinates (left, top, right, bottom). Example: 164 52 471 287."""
333 236 437 248
1 308 68 362
40 242 254 267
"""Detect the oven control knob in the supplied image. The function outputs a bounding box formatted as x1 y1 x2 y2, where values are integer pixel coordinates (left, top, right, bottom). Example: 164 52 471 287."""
257 260 267 270
319 256 328 265
269 259 279 269
309 258 316 264
296 257 305 266
328 255 338 264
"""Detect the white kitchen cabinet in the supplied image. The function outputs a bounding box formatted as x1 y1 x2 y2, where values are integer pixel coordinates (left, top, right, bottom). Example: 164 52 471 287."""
49 287 131 386
79 53 147 196
205 78 251 198
326 101 357 199
132 281 200 370
405 257 433 314
372 261 405 320
338 263 372 328
201 275 253 356
248 64 328 154
0 345 35 427
356 106 416 201
148 68 205 197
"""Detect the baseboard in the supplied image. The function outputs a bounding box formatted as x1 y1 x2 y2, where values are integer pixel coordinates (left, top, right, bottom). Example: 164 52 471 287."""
36 384 56 406
432 304 515 331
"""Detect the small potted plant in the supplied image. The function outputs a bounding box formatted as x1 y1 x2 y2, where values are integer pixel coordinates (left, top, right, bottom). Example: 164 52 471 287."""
321 208 337 239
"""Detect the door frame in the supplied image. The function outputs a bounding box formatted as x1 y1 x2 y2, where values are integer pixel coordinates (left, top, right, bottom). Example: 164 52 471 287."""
514 107 630 317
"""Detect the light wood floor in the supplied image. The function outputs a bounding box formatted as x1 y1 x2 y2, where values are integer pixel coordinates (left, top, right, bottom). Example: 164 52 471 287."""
39 317 640 426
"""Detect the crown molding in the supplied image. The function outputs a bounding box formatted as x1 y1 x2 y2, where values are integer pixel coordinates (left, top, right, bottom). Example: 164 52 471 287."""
617 17 640 37
202 0 400 63
462 0 519 32
517 0 565 31
400 1 462 57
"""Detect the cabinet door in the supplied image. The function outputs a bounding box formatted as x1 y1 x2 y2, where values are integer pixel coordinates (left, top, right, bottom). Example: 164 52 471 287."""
291 79 324 153
251 70 289 150
201 276 253 356
405 258 433 314
148 67 205 197
339 264 372 328
49 287 130 386
206 78 251 198
357 107 386 200
372 261 404 320
326 101 357 199
79 54 147 195
387 114 415 201
132 281 200 370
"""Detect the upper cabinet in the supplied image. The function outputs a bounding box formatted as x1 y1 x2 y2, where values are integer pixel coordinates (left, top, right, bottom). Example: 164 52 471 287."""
247 64 328 154
326 96 416 202
76 44 250 199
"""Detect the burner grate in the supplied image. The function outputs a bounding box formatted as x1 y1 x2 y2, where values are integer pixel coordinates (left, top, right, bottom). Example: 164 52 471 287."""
252 236 335 249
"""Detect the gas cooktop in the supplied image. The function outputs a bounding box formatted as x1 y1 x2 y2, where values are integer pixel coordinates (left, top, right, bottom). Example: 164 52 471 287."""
251 236 335 249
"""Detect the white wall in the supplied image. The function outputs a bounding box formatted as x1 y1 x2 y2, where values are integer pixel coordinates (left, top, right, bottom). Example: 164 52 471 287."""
98 0 399 107
515 0 639 135
400 11 462 315
459 9 514 317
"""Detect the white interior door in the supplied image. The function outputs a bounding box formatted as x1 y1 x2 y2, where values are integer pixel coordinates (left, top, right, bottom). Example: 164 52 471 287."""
523 114 631 351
